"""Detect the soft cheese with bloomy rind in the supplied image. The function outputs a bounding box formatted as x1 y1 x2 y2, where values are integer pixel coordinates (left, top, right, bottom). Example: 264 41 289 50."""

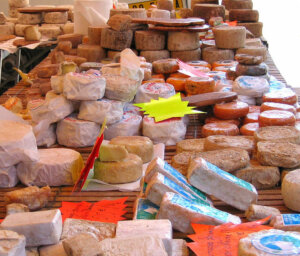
282 170 300 212
0 230 26 256
1 210 62 247
188 157 258 211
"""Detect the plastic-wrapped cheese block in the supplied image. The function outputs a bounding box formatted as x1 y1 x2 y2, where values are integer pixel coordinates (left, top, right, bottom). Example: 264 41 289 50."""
157 192 241 233
28 94 75 124
213 26 246 49
214 101 249 120
257 141 300 168
134 82 175 103
63 72 106 100
168 31 200 51
78 98 123 124
143 116 187 146
258 110 296 127
188 157 258 211
234 159 280 190
94 153 143 184
202 122 240 137
263 88 298 105
254 126 300 144
17 148 84 187
233 76 269 97
0 166 18 188
116 219 172 239
238 230 300 256
0 121 39 168
17 13 42 25
246 204 281 221
123 102 142 115
0 230 26 256
104 113 142 140
1 209 62 247
202 47 234 64
57 114 100 147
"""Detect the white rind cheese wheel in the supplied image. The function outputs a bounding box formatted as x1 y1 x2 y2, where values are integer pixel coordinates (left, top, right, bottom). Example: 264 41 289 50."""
151 9 170 19
44 12 68 24
110 8 147 19
38 26 62 38
237 22 263 38
94 153 143 184
171 48 201 62
0 23 15 36
17 148 84 187
17 13 42 25
135 30 166 51
143 116 187 146
9 0 29 7
202 46 234 64
104 113 142 140
192 4 225 22
140 50 170 63
233 76 269 97
101 28 133 51
282 169 300 212
77 44 106 62
168 31 200 51
134 82 175 103
0 121 39 168
57 114 100 148
32 122 57 148
213 26 246 49
0 166 19 188
78 98 123 125
63 72 106 101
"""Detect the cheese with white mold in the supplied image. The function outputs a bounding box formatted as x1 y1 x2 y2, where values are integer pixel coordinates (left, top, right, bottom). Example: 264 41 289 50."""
16 148 84 187
1 209 62 247
0 230 26 256
233 76 269 97
187 157 258 211
157 192 241 233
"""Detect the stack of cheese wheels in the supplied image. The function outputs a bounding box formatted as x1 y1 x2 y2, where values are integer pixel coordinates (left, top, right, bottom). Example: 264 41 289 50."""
9 0 29 18
236 46 267 61
168 31 201 62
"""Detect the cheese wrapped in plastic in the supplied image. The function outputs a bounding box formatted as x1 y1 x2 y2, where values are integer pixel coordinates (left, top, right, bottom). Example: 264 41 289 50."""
78 98 123 124
0 165 19 188
28 94 75 124
143 117 187 146
50 75 64 93
233 76 269 97
123 102 142 116
31 121 56 148
57 114 100 147
0 120 39 168
104 113 142 140
17 148 84 187
63 72 106 100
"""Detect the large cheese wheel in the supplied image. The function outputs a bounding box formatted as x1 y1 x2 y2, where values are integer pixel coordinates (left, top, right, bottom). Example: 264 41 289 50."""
110 8 147 19
192 4 225 22
261 102 296 115
237 22 263 38
202 122 239 137
168 31 200 51
88 26 106 45
205 116 240 126
140 50 170 63
236 46 267 61
77 44 106 62
17 13 42 25
58 34 83 48
135 31 166 51
213 26 246 49
258 110 296 127
152 59 179 74
44 12 68 24
0 23 15 36
166 77 186 91
233 76 269 97
202 47 234 64
214 101 249 120
262 88 298 105
101 28 133 51
282 169 300 212
171 48 201 62
185 77 215 95
228 0 253 9
229 9 259 22
240 122 259 136
38 26 62 39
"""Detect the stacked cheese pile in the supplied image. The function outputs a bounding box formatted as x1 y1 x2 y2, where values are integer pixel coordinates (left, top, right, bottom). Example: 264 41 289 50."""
8 0 29 18
0 12 15 36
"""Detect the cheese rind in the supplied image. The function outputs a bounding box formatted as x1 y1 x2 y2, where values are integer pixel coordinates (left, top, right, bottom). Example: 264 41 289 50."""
168 31 200 51
0 230 26 256
77 44 106 62
202 47 234 64
44 12 68 24
101 28 133 51
254 126 300 144
99 144 128 162
1 210 62 247
213 26 246 49
17 13 42 25
187 157 258 211
135 30 166 51
171 48 201 62
140 50 170 63
245 204 281 221
282 170 300 212
0 166 18 188
233 76 269 97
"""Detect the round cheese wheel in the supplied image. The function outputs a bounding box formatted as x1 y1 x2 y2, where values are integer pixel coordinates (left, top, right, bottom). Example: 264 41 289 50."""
262 88 298 105
261 102 296 115
233 76 269 98
202 122 239 137
229 9 259 22
202 47 234 64
205 116 240 126
235 63 268 77
212 60 238 68
228 0 253 9
240 122 259 136
282 169 300 211
44 12 68 24
214 101 249 120
135 30 166 51
235 53 263 65
254 126 300 144
166 77 186 91
38 26 62 39
152 59 179 74
248 105 261 113
101 28 133 51
187 60 211 69
88 26 104 45
17 13 42 25
237 22 263 38
140 50 170 63
192 4 225 23
185 77 215 95
258 110 296 127
77 44 106 62
201 39 216 48
176 138 205 153
213 26 246 49
94 154 143 184
213 66 234 72
171 48 201 62
236 46 267 61
169 72 189 78
168 31 200 51
134 82 175 103
193 66 211 73
244 112 260 124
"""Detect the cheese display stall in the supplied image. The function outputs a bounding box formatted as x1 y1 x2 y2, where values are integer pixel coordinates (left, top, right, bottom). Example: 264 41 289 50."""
1 0 300 255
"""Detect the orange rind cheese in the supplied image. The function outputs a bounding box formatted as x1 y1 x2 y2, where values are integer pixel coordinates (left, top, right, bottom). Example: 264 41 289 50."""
260 102 297 114
169 72 190 78
142 78 165 84
262 88 298 105
244 112 260 124
214 101 249 120
202 122 240 137
248 105 261 113
187 60 212 69
212 60 238 68
166 77 186 91
185 77 215 95
213 66 235 72
205 116 240 126
258 110 296 127
240 122 259 136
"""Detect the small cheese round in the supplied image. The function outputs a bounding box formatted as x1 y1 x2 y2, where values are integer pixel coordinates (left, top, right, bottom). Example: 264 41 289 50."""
235 53 263 65
202 47 234 64
213 26 246 49
168 31 200 51
44 12 68 24
140 50 170 63
187 60 211 69
214 101 249 120
261 102 296 115
244 112 260 124
166 77 186 91
171 48 201 62
185 77 215 95
240 122 259 136
263 88 298 105
282 169 300 212
258 110 296 127
17 13 42 25
235 63 268 77
202 122 240 137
